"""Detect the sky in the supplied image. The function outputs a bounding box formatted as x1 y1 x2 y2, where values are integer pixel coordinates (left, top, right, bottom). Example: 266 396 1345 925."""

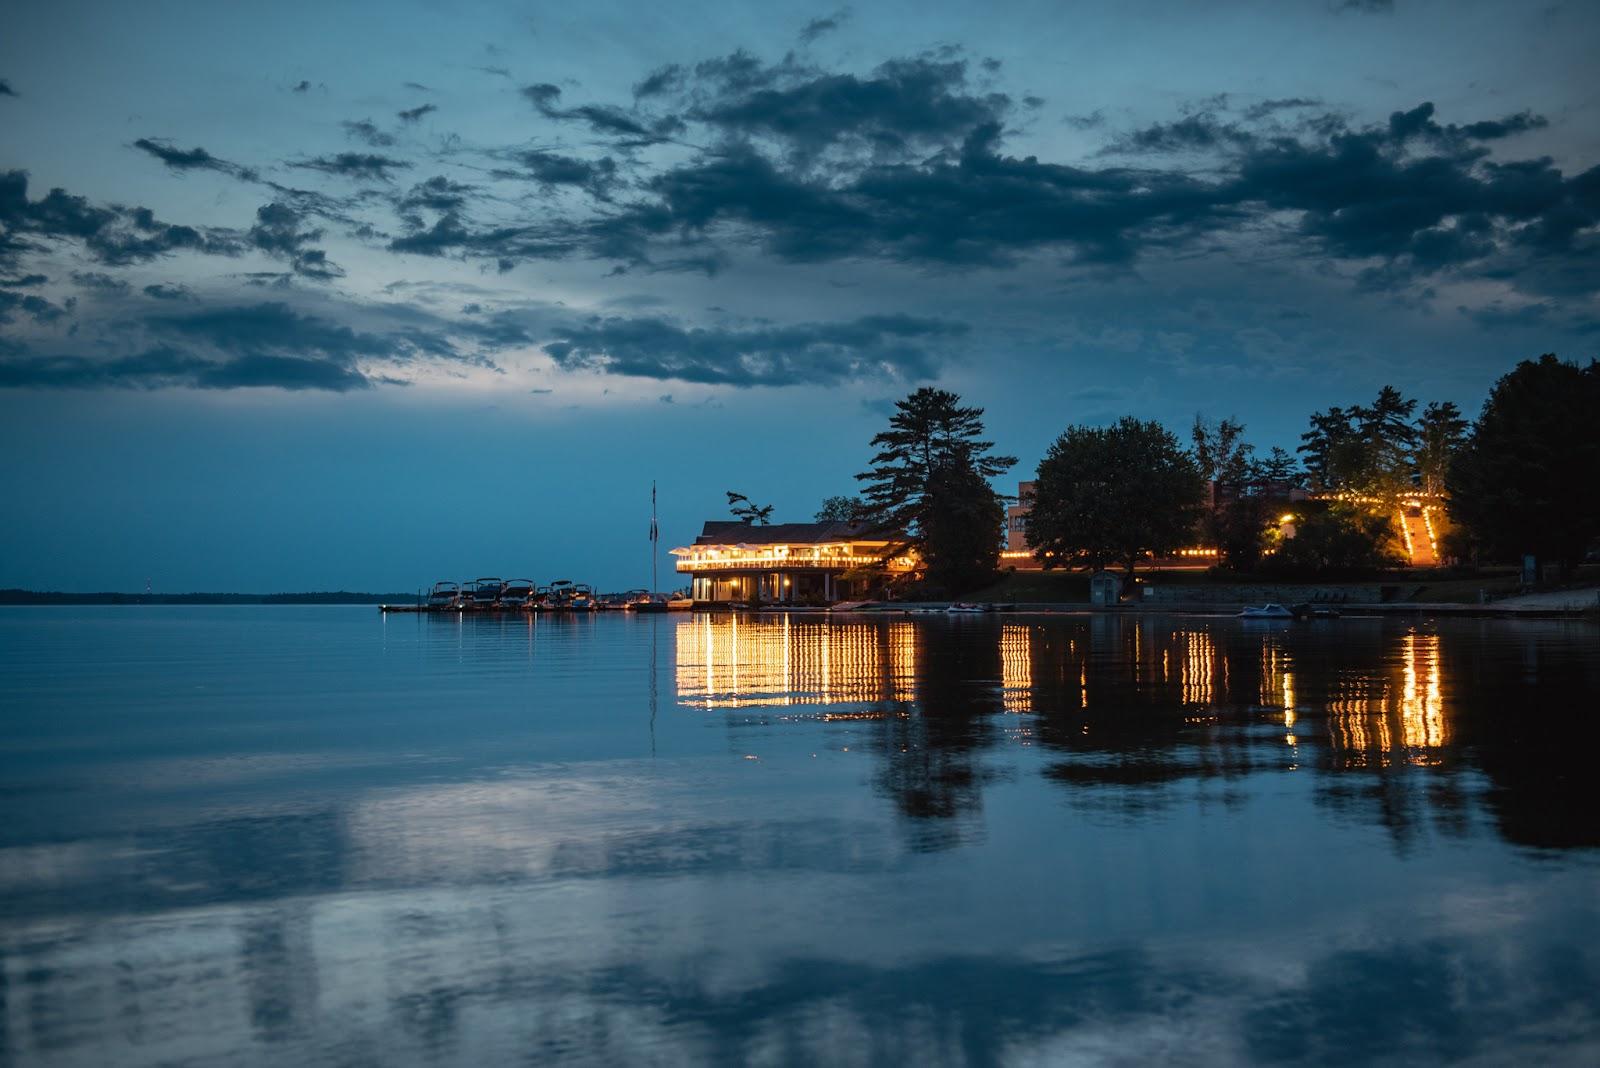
2 0 1597 592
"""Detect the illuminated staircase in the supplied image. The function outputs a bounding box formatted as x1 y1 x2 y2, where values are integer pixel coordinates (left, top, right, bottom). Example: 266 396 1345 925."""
1399 510 1439 567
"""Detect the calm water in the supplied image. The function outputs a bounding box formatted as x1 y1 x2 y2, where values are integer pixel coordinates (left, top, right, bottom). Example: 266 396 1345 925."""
1 607 1598 1066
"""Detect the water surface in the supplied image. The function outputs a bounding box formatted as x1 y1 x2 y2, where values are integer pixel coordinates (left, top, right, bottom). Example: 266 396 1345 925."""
2 607 1597 1065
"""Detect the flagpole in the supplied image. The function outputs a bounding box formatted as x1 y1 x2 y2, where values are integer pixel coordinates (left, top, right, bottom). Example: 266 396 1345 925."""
650 480 659 597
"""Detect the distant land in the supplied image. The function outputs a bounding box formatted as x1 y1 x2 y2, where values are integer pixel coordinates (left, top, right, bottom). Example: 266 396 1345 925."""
0 590 417 606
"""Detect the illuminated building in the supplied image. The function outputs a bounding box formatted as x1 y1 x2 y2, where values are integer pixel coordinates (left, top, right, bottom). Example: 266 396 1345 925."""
672 521 920 604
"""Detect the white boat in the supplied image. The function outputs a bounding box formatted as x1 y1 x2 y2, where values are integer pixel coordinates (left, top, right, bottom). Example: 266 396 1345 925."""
1238 603 1295 619
946 602 993 614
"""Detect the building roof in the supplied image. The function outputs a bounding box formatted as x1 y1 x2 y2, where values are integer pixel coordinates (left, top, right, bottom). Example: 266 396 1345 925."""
692 520 903 546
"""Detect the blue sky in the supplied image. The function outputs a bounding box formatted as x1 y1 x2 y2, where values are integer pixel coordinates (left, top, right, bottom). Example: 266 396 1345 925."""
2 0 1597 591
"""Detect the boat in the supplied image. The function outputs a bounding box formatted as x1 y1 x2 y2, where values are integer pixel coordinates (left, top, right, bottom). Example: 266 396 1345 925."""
946 602 994 614
467 577 504 609
426 581 463 610
666 593 694 610
1292 602 1342 619
1238 603 1295 619
500 579 536 609
570 583 599 611
541 579 576 611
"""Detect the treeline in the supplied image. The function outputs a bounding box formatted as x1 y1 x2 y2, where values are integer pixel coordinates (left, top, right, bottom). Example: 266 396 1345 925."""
0 590 415 605
808 354 1600 596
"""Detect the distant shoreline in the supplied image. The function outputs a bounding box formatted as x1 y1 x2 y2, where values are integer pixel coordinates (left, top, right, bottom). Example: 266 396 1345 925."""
0 590 416 606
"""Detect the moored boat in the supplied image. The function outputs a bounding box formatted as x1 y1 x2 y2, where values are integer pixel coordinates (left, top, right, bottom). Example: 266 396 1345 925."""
426 581 463 609
468 577 504 609
1239 603 1295 619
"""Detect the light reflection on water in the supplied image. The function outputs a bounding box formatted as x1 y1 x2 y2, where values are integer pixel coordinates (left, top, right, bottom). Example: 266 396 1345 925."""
1 607 1598 1066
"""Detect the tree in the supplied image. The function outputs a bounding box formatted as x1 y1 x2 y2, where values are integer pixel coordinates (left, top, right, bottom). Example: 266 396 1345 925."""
1028 417 1206 586
919 457 1007 595
814 495 868 522
1355 385 1419 502
855 386 1015 551
1449 355 1600 576
1253 446 1302 487
725 491 773 525
1270 503 1404 574
1299 388 1419 500
1192 415 1267 570
1299 406 1362 491
1414 401 1468 496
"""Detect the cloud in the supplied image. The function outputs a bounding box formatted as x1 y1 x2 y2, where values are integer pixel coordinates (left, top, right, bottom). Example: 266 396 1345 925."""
543 312 965 386
70 271 129 295
0 346 374 391
0 289 67 324
397 103 437 123
0 170 241 268
1333 0 1394 12
290 153 411 181
247 201 343 279
520 83 683 144
291 80 311 93
633 64 685 99
132 138 258 180
0 299 489 391
516 151 619 196
0 272 47 287
142 283 190 300
0 79 16 97
799 9 849 44
341 119 395 147
688 54 1009 159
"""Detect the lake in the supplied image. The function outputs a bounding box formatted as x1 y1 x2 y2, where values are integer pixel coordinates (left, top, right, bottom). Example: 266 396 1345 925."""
1 607 1597 1066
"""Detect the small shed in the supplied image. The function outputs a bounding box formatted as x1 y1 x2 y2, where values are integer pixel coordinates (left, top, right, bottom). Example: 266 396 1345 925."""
1089 571 1120 607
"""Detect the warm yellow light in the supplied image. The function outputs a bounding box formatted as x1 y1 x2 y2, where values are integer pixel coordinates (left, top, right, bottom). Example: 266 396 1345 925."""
1280 514 1296 524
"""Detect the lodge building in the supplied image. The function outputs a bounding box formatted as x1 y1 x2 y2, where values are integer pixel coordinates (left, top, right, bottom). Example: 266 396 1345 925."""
673 521 919 605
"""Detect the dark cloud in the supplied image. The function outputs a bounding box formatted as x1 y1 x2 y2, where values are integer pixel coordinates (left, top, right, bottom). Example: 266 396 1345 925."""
0 289 67 324
71 271 130 295
291 153 411 181
247 202 343 279
1334 0 1394 12
520 83 683 144
543 313 965 386
0 272 47 287
341 119 395 147
517 151 618 196
132 138 257 180
402 81 432 92
142 283 190 301
689 55 1009 159
397 175 474 214
0 346 374 391
397 103 437 123
799 10 849 44
291 80 311 93
0 170 240 268
1110 114 1253 154
0 79 16 97
633 64 685 99
1242 97 1322 122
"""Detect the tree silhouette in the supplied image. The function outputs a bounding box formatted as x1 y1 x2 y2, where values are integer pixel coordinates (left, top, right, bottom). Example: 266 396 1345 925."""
725 491 773 525
1449 355 1600 576
1029 418 1205 585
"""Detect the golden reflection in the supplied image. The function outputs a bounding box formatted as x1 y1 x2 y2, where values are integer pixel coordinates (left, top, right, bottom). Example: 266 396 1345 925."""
1259 642 1297 729
676 615 917 709
1325 629 1450 768
1000 624 1033 712
1180 629 1217 706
